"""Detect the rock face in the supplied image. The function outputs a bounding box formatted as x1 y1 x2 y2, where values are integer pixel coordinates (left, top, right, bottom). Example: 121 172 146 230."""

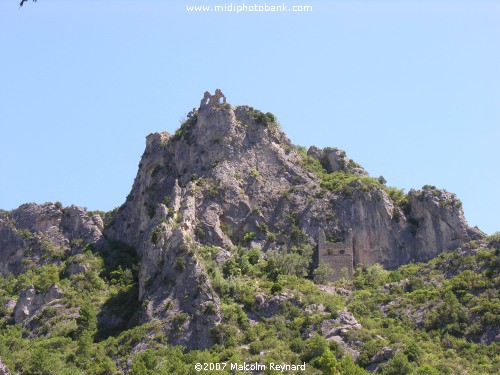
325 183 483 271
321 309 362 359
0 90 484 350
102 90 483 347
308 146 368 176
322 309 362 337
13 284 63 324
407 187 484 261
0 203 105 275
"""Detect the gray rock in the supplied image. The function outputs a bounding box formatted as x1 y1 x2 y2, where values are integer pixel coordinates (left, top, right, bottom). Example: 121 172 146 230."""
321 310 362 360
321 309 362 339
251 293 297 318
366 347 396 372
406 187 483 262
91 214 104 232
0 359 11 375
307 146 368 175
65 254 90 276
324 147 349 173
4 299 17 315
316 285 352 296
65 262 89 276
14 285 63 324
0 203 105 276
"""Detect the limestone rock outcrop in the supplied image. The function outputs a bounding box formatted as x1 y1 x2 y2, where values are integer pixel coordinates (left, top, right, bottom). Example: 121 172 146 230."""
0 90 484 350
101 90 483 347
321 309 362 359
406 186 484 261
0 203 105 276
321 309 362 337
308 146 368 175
13 284 63 324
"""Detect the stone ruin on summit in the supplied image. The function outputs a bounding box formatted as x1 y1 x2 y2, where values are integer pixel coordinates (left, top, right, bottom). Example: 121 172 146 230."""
187 89 227 117
200 89 226 108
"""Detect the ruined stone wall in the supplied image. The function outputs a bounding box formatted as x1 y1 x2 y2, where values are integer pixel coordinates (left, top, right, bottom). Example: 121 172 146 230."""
200 89 226 109
318 229 354 281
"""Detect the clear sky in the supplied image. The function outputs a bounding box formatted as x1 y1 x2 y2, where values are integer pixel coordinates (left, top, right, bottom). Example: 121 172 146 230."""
1 0 499 234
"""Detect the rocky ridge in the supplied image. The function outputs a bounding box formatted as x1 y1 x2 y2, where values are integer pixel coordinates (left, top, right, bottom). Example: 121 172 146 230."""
0 90 484 351
103 90 482 347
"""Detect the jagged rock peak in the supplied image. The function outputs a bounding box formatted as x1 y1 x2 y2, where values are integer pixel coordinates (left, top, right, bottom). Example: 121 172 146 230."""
137 89 290 191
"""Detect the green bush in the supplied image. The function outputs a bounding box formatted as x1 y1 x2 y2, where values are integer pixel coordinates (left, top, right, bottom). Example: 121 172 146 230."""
313 261 334 284
271 281 283 294
34 264 60 293
382 352 412 374
151 226 162 245
77 300 97 334
222 258 240 278
302 333 329 362
204 302 217 315
24 346 57 375
356 339 384 368
175 258 187 272
265 245 312 278
249 168 259 178
243 232 255 243
248 109 276 126
247 248 261 265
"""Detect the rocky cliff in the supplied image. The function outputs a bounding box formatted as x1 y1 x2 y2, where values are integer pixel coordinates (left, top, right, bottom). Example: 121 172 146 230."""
0 203 104 276
102 90 483 347
0 90 484 350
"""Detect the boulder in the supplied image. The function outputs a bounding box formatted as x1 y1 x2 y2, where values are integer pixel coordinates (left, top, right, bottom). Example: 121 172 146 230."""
14 285 63 324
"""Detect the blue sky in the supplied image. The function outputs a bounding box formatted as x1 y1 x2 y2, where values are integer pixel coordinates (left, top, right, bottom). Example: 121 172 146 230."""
1 0 498 234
